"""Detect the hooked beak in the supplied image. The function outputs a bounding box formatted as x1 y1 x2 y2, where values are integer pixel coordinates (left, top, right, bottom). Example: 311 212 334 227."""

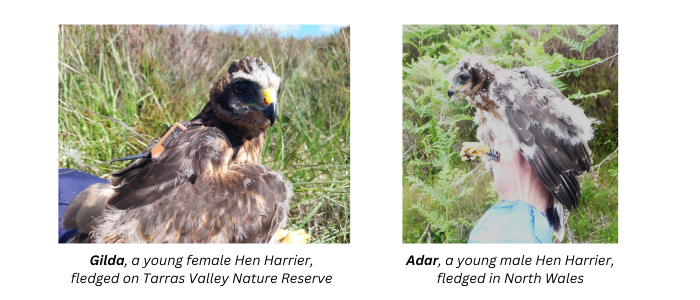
263 102 277 126
262 88 278 126
447 89 454 98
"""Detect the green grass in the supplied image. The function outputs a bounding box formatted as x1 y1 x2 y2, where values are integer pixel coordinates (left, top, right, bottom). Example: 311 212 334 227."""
58 25 350 243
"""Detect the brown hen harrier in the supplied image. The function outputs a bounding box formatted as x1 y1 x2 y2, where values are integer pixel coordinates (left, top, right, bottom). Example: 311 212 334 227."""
62 57 306 243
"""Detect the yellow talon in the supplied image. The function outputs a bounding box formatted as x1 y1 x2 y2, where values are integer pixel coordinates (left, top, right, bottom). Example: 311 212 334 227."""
460 142 491 161
275 229 311 244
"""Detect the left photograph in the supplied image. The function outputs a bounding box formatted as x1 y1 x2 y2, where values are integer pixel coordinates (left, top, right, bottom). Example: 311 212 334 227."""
58 25 350 244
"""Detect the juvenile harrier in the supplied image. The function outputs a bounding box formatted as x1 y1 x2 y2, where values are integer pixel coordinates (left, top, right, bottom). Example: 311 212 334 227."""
62 57 307 243
447 56 595 240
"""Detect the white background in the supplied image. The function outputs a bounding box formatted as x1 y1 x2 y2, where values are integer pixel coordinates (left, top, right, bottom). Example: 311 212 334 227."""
1 0 699 298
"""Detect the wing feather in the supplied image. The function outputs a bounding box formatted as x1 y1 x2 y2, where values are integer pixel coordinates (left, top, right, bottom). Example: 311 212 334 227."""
501 70 593 216
63 126 290 243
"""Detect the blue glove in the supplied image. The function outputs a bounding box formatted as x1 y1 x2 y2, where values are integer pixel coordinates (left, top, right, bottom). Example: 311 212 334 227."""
58 169 109 242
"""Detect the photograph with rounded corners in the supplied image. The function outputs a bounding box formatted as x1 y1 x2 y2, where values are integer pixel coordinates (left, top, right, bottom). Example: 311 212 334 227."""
403 25 617 243
59 25 350 244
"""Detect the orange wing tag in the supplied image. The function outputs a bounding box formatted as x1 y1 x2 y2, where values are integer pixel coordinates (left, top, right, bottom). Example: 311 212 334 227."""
151 122 187 159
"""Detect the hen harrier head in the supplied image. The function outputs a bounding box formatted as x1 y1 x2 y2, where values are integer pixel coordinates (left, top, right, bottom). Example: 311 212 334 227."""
447 56 499 95
210 57 282 130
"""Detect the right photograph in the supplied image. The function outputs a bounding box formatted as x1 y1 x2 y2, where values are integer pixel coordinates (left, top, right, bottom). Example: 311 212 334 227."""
402 25 618 244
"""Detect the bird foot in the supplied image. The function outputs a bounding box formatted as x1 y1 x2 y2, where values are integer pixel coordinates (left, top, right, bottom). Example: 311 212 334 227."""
274 229 311 244
460 142 494 161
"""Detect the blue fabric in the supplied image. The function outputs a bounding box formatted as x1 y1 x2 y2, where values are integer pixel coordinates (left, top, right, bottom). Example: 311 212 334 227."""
468 200 553 243
58 169 109 243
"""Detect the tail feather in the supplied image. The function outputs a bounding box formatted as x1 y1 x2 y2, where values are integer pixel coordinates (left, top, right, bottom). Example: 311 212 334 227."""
546 200 566 242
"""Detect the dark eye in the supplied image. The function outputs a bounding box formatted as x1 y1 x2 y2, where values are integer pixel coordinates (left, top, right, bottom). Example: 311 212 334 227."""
234 81 248 94
459 73 471 82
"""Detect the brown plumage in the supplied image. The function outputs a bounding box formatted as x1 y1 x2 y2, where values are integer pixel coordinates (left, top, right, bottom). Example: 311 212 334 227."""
61 57 290 243
448 56 596 241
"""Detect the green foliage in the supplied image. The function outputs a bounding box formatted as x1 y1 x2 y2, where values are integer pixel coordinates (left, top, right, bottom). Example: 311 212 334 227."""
58 25 350 243
403 25 618 243
565 150 618 243
560 25 606 59
403 163 498 243
568 89 611 101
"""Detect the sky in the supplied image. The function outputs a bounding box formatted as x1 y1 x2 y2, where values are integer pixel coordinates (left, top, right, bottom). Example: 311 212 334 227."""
204 25 348 38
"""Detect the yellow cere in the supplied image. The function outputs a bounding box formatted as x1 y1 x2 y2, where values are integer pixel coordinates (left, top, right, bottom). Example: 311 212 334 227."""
263 88 277 106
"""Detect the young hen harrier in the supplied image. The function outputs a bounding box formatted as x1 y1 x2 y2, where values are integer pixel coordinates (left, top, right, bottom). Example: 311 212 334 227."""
447 56 596 241
62 57 307 243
